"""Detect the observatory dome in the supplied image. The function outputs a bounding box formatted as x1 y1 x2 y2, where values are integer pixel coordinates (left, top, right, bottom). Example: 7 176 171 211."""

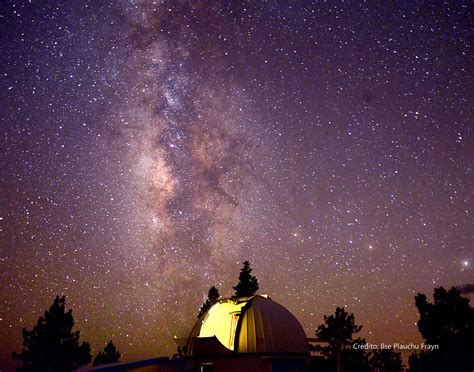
185 295 308 356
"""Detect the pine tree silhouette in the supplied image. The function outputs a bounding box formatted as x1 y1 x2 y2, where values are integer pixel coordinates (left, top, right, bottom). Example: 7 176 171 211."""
233 261 259 298
408 286 474 371
93 340 121 366
314 307 370 372
369 348 403 372
12 295 91 371
198 286 220 318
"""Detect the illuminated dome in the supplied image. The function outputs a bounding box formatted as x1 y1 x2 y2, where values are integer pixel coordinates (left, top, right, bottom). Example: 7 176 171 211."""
185 295 309 356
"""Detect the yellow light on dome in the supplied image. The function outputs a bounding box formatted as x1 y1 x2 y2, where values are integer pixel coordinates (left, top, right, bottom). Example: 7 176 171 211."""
198 301 246 350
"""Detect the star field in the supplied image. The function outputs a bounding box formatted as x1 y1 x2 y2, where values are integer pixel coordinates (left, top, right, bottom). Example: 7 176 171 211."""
0 1 472 369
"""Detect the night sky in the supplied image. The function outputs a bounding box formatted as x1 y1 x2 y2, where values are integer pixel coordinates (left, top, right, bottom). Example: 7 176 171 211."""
0 0 472 368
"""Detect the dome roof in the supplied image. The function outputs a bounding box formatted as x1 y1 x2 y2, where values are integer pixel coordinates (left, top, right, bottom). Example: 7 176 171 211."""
185 295 308 356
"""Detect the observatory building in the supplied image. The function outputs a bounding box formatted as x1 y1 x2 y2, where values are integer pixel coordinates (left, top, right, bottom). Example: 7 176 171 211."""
181 294 309 371
92 294 309 371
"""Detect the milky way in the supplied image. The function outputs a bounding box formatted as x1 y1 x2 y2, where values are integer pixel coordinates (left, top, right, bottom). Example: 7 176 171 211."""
0 1 472 369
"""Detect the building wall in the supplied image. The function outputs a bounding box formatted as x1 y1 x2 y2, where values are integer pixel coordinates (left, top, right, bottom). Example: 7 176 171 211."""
188 355 308 372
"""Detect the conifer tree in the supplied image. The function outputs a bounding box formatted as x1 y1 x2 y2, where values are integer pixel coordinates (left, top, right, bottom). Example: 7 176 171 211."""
198 286 220 318
369 348 403 372
93 340 121 366
233 261 259 298
314 307 370 372
408 286 474 371
12 295 91 371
